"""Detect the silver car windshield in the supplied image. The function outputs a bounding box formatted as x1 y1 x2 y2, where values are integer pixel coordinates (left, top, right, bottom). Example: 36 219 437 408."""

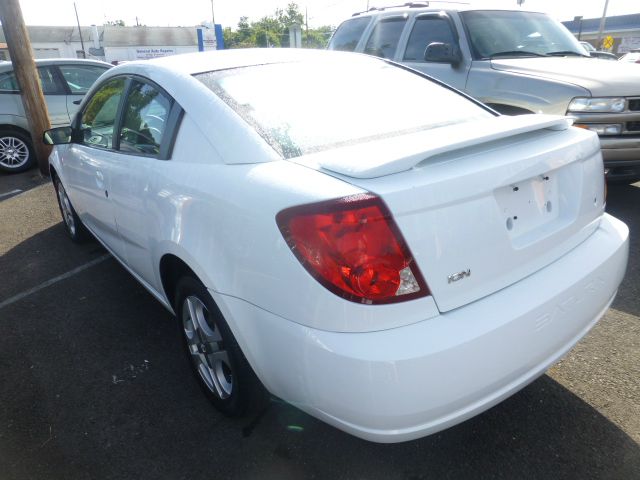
195 58 492 159
461 10 587 59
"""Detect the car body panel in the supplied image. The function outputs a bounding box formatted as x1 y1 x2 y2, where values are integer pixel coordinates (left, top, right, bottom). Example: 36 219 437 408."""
211 213 628 443
490 57 640 97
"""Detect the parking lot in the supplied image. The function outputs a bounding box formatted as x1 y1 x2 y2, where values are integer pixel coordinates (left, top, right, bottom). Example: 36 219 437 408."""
0 171 638 480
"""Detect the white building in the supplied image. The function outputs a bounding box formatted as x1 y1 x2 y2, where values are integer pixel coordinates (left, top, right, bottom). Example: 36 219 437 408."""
0 25 203 64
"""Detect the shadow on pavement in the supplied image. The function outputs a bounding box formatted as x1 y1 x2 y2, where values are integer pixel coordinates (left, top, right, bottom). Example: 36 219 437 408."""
605 183 639 318
0 222 106 303
0 167 49 202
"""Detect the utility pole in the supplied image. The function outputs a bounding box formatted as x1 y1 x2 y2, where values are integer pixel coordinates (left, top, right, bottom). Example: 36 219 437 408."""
210 0 215 26
596 0 610 49
74 3 86 58
574 16 584 41
305 7 309 47
0 0 52 176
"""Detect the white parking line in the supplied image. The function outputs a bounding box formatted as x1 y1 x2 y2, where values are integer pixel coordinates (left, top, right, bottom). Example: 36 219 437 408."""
0 189 23 199
0 254 111 310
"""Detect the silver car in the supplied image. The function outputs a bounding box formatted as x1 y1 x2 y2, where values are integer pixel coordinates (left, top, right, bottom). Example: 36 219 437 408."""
0 58 110 173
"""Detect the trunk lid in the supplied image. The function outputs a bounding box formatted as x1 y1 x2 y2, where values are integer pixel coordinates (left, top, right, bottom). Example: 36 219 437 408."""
293 115 605 312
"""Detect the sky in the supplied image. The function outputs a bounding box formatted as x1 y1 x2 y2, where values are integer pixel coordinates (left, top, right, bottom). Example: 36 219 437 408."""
13 0 640 30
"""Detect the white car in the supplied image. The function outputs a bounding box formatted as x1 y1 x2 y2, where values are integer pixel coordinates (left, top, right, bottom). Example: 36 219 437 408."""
45 49 629 443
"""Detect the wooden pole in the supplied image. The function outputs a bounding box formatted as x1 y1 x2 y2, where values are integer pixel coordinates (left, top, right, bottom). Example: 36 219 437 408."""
0 0 52 176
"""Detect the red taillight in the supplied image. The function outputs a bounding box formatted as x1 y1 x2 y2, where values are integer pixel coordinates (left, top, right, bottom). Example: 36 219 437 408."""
276 194 429 304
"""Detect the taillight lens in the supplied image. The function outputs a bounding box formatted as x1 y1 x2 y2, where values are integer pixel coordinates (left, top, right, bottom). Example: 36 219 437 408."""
276 194 429 304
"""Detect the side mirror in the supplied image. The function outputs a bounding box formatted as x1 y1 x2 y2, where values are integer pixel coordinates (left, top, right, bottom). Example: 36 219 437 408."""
43 126 73 145
424 42 462 65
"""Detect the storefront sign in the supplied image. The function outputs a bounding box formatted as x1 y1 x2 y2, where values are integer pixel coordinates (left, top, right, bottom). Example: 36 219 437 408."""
134 48 176 59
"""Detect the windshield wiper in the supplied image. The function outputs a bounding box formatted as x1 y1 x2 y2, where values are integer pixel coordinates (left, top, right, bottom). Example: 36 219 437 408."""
489 51 548 59
546 50 589 57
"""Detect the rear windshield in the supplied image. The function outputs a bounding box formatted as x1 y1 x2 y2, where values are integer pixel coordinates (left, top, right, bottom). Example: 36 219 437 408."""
195 57 492 158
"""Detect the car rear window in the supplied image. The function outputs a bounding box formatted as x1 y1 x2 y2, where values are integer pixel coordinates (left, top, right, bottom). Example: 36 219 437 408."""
195 57 491 159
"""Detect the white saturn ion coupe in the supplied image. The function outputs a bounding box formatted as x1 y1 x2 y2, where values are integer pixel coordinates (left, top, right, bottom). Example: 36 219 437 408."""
45 49 629 443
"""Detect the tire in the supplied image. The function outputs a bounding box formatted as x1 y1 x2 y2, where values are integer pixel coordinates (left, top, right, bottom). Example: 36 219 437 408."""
0 129 35 173
53 176 91 243
175 276 267 417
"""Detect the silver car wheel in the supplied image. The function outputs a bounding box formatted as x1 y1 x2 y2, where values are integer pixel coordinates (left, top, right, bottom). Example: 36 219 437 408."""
56 180 76 236
182 295 233 399
0 135 30 169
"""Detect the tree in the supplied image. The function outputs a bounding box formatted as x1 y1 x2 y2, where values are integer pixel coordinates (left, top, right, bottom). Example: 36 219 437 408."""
304 25 333 49
223 3 334 49
105 19 125 26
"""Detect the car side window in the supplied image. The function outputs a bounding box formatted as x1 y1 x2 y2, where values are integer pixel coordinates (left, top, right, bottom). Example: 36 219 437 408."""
364 17 407 59
0 71 19 92
404 17 456 61
58 65 109 94
80 77 126 149
0 67 65 94
328 17 371 52
119 80 171 156
38 67 66 94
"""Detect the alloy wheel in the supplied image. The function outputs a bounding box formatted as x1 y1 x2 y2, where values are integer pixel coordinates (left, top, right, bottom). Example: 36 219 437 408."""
182 295 233 399
56 180 76 236
0 136 30 169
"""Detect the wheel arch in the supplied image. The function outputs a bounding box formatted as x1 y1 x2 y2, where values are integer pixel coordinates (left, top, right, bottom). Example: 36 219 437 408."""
484 103 535 116
159 253 200 310
0 123 32 139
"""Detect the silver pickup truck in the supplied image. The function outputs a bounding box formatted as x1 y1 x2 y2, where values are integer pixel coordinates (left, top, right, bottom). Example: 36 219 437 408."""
328 4 640 183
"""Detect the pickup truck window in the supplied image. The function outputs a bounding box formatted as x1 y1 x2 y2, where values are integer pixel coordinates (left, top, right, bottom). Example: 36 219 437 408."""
461 10 585 59
328 17 371 52
404 16 456 61
364 17 407 59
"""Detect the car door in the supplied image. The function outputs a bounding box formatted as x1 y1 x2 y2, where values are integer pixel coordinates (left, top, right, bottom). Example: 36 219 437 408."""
107 78 178 290
56 64 110 122
399 13 471 91
63 76 127 258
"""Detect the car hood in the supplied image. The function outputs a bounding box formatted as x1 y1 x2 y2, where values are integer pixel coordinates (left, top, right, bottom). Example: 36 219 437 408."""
491 57 640 96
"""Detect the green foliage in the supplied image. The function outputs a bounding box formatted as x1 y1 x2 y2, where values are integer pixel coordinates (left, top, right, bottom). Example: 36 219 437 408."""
105 20 125 27
223 2 334 49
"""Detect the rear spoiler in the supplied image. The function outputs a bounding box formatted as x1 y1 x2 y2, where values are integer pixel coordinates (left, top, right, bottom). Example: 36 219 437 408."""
299 115 573 179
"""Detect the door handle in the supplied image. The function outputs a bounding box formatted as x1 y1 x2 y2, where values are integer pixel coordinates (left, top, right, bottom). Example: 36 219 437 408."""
73 99 82 105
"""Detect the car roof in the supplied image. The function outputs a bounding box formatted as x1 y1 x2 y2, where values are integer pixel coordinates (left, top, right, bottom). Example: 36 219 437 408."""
109 48 368 77
33 58 111 67
347 3 547 18
0 58 111 73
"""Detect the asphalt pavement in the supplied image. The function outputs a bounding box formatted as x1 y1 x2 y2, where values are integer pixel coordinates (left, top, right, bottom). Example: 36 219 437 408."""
0 171 638 480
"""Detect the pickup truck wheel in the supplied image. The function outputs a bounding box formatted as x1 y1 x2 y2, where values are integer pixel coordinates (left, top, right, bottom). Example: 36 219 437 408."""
0 129 34 173
175 276 267 417
54 177 91 243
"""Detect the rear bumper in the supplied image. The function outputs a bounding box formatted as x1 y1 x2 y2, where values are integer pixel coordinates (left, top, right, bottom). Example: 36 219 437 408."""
213 213 629 443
